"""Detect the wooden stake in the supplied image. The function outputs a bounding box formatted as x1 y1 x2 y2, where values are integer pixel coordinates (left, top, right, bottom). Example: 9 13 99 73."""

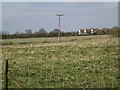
4 59 8 90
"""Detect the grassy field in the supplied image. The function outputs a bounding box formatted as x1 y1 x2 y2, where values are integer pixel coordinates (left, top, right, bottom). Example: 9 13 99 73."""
2 35 119 88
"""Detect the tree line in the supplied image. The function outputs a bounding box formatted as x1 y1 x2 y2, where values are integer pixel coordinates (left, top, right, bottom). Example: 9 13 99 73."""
1 27 119 39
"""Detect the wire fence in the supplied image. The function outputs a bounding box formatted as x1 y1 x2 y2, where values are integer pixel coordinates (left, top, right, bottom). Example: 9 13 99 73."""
4 60 25 89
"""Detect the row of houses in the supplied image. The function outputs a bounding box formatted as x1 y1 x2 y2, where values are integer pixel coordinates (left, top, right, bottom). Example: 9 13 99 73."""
78 28 106 35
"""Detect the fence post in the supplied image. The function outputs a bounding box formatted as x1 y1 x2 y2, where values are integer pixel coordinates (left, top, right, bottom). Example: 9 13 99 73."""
4 59 8 90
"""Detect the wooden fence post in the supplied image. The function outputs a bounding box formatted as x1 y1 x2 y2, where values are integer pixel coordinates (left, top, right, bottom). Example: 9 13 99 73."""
4 59 8 90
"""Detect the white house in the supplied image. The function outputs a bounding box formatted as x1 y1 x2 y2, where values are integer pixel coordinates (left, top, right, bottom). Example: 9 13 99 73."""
84 29 86 34
78 29 87 35
91 28 94 34
78 29 81 35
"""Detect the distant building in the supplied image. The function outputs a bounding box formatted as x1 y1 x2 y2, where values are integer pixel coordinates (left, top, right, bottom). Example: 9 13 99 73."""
84 29 87 34
91 28 94 34
78 29 81 35
78 28 106 35
79 28 90 35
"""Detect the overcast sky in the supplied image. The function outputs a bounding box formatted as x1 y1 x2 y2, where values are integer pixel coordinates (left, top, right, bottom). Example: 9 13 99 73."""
0 2 1 32
1 0 119 2
2 2 118 33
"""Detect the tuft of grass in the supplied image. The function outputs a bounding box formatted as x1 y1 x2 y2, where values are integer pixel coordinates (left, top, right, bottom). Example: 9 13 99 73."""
2 41 13 45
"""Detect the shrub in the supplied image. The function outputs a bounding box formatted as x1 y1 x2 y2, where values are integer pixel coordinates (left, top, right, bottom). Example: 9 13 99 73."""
106 27 119 38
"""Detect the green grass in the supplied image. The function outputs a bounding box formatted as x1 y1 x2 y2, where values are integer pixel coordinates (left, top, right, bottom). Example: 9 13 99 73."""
2 35 119 88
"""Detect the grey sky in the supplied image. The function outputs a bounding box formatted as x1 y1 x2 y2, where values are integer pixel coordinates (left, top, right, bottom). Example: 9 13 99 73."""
1 0 119 2
2 2 118 33
0 2 2 32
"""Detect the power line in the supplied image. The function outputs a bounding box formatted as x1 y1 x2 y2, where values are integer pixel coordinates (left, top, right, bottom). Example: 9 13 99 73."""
56 14 64 42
